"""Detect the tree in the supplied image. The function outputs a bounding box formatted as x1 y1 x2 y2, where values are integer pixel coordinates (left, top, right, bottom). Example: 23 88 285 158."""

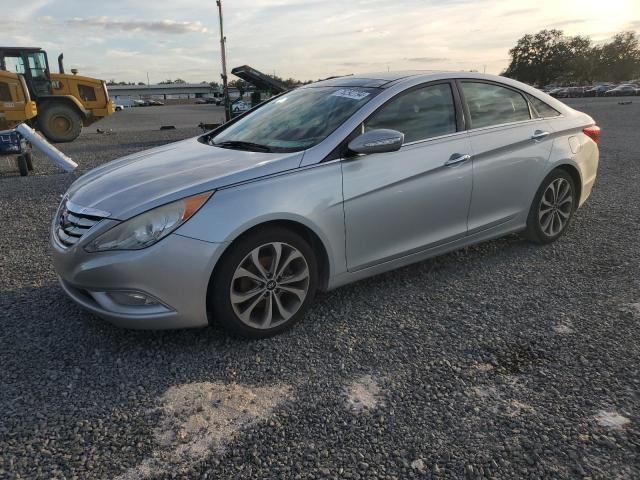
503 30 571 86
503 29 640 85
565 36 598 83
228 79 247 97
599 32 640 82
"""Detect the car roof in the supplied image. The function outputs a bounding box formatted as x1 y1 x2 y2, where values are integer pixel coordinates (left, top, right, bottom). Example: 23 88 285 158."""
310 70 453 88
303 70 575 116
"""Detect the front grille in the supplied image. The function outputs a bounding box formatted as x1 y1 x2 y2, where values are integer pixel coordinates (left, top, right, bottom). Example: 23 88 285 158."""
56 200 106 247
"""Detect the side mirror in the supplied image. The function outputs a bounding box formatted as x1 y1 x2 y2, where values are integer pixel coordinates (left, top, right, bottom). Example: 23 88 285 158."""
348 129 404 155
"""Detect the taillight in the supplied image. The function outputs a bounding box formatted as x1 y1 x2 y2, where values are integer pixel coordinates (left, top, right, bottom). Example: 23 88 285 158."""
583 125 601 144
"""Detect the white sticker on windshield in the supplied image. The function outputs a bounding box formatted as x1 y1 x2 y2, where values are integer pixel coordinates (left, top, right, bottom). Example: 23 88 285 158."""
331 89 370 100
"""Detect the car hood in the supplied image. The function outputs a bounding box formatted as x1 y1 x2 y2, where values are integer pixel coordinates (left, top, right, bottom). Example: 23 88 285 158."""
66 136 304 220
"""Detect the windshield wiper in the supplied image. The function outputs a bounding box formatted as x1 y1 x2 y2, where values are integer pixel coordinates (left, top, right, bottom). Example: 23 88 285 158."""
214 140 274 152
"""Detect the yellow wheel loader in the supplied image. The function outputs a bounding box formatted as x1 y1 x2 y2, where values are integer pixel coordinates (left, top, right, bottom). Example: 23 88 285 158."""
0 69 37 131
0 47 114 142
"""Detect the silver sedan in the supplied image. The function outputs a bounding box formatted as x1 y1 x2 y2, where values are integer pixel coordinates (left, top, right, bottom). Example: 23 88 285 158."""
51 72 600 337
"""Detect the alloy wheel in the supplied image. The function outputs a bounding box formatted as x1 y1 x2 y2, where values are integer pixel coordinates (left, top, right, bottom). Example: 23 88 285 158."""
229 242 310 329
538 177 573 237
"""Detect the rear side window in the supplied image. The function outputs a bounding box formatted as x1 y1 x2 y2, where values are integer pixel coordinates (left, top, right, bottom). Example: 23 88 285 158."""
526 94 560 118
461 82 530 129
364 83 457 143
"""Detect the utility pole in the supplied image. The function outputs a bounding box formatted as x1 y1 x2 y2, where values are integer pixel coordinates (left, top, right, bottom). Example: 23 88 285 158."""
217 0 231 122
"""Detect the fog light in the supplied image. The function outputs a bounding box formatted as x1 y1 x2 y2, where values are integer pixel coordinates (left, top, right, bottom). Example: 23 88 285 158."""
107 291 160 306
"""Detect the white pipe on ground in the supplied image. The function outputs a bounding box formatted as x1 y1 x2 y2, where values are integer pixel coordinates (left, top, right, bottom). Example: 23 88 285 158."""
15 123 78 172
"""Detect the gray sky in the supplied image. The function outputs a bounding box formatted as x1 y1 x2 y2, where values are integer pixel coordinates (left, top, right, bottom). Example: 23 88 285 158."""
3 0 639 83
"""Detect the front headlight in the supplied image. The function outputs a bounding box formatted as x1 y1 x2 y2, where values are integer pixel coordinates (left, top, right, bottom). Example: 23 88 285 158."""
85 192 212 252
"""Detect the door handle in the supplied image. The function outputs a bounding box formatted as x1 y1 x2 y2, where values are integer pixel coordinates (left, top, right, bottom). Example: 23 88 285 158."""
531 130 550 141
445 153 471 166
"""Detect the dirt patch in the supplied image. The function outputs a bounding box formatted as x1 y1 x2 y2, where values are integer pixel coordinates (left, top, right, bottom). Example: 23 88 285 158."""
470 362 495 373
468 386 535 417
594 411 631 430
620 303 640 317
553 321 575 334
345 375 382 413
117 382 291 479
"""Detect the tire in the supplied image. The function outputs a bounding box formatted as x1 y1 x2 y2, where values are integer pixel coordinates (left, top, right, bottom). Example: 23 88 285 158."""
525 169 577 244
38 103 83 143
17 154 28 176
209 226 318 338
25 151 34 171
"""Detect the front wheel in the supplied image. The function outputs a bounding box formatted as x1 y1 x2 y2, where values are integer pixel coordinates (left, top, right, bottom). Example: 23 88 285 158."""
38 103 83 143
525 170 577 244
209 227 318 338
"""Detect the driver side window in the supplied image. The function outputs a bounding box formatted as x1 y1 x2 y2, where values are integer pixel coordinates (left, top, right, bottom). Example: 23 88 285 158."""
364 83 457 143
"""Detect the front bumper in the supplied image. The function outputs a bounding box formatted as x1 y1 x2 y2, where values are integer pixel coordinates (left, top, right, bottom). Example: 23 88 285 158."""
51 231 227 330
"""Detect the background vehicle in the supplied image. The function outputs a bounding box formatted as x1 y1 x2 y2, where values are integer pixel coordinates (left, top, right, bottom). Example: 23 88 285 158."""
231 100 250 113
0 47 114 142
548 87 566 97
567 87 586 98
195 98 221 105
585 85 612 97
51 72 600 338
605 84 638 96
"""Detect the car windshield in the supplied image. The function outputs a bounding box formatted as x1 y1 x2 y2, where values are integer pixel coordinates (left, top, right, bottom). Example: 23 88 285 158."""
210 86 379 152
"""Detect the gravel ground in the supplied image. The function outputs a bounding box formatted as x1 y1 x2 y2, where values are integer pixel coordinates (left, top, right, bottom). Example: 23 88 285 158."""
1 98 638 479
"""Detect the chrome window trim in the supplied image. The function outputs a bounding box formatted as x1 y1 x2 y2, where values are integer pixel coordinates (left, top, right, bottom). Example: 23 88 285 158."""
400 129 468 147
465 117 552 135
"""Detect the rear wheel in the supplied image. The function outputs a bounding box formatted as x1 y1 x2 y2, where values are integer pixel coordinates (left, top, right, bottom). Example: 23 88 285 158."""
209 227 318 338
38 103 83 143
16 154 28 176
525 169 576 244
25 151 34 171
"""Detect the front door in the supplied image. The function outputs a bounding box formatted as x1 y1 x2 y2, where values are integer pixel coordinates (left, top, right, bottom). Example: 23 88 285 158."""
342 82 473 271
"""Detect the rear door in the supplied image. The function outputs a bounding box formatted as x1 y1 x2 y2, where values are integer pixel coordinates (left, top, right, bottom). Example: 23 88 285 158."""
342 82 473 270
458 81 554 234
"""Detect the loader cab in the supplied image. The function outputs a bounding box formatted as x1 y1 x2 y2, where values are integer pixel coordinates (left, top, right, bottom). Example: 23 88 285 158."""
0 47 52 99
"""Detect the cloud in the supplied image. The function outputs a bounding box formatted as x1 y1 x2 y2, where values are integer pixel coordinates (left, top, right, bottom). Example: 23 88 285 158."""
3 0 639 83
547 19 588 28
66 17 208 34
405 57 448 63
501 8 537 16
